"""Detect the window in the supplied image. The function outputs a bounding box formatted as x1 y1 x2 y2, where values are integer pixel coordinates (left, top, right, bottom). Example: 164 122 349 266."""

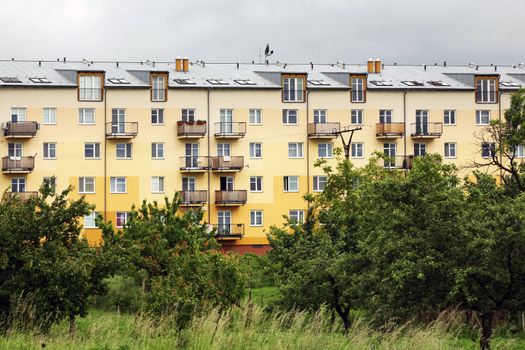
284 176 299 192
84 143 100 159
8 143 22 157
351 75 366 103
11 107 26 122
351 143 364 158
414 143 426 157
351 110 363 125
151 176 165 193
43 177 56 189
250 176 263 192
282 109 298 124
313 176 327 192
151 74 167 102
476 77 498 103
250 210 263 226
182 177 195 191
379 109 392 123
83 212 98 229
151 143 165 159
116 212 129 228
383 142 397 167
43 108 56 124
444 110 456 125
43 142 56 159
182 109 195 122
249 109 262 125
249 143 262 158
481 142 496 158
79 177 95 194
476 110 491 125
78 74 102 101
217 143 231 156
110 177 127 193
116 143 132 159
318 143 333 158
11 178 26 193
289 210 305 224
313 109 326 123
444 142 457 158
78 108 95 124
288 143 303 158
283 76 305 102
151 109 164 124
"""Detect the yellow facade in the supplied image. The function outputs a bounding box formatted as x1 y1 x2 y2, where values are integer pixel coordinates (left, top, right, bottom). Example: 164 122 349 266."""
0 60 521 250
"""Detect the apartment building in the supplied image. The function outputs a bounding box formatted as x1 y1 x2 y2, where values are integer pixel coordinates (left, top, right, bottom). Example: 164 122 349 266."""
0 58 523 253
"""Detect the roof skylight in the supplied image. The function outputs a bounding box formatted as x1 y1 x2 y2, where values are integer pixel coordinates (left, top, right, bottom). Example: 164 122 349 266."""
0 77 22 83
308 80 331 86
234 79 256 86
402 80 424 86
29 77 51 83
370 80 393 86
173 78 196 85
500 81 521 87
108 78 130 84
207 79 229 85
427 80 450 86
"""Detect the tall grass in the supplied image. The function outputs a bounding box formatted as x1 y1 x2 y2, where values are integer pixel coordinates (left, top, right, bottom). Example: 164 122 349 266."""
1 303 524 350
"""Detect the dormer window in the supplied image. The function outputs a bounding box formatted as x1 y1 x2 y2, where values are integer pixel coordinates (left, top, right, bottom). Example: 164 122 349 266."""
282 74 305 102
350 74 366 103
475 76 498 103
78 72 103 101
151 73 168 102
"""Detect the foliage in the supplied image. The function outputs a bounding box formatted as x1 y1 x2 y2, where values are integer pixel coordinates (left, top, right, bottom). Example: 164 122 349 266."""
0 181 115 333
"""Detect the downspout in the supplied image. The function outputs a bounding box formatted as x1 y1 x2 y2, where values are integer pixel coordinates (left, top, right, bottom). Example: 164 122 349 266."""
207 88 211 223
499 90 503 180
403 89 408 161
306 90 311 202
104 87 108 221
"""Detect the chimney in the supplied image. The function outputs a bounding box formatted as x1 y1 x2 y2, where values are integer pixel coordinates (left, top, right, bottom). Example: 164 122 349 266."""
182 57 189 72
367 58 375 74
175 57 182 72
374 58 381 74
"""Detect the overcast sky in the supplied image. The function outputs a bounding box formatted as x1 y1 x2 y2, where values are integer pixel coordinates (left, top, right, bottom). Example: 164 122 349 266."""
1 0 523 65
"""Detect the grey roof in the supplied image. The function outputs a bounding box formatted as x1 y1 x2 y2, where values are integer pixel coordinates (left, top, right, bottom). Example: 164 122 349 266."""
0 59 524 91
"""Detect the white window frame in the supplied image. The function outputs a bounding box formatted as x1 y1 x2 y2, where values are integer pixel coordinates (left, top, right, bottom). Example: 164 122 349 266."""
444 142 457 159
476 110 491 125
151 143 165 159
8 143 22 157
115 212 129 228
313 109 327 124
282 109 298 125
116 143 132 159
313 176 327 192
379 109 392 123
249 109 262 125
151 176 165 193
84 142 101 159
351 142 364 158
351 109 363 125
182 108 196 122
78 108 95 125
83 212 98 229
289 209 305 224
481 142 496 158
288 142 304 158
476 78 497 103
318 143 333 158
351 76 365 103
151 75 166 102
250 176 263 192
110 177 127 194
79 177 95 194
284 176 299 192
43 142 56 159
79 75 101 101
283 77 304 102
513 145 525 158
250 210 264 227
444 109 456 125
11 177 26 193
11 107 27 122
43 108 57 125
249 143 262 159
414 143 426 157
151 108 164 125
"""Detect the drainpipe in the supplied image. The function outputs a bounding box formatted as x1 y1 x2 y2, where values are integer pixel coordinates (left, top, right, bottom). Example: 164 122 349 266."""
207 88 211 223
403 89 408 160
306 90 311 202
104 87 108 221
498 90 503 180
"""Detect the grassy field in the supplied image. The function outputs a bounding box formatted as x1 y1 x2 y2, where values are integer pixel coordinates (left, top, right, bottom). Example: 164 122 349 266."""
1 300 525 350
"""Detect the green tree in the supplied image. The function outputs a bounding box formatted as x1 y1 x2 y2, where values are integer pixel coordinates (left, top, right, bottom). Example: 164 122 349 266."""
0 181 115 334
453 173 525 350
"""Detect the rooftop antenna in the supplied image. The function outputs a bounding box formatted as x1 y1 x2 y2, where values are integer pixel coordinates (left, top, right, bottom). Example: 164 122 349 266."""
264 43 274 64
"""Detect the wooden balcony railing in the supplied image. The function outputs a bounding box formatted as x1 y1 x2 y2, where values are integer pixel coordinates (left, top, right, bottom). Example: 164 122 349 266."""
213 223 245 239
215 190 247 205
376 123 404 138
3 121 39 138
211 156 244 171
105 122 138 138
177 121 206 138
179 190 207 205
307 122 340 138
3 191 38 202
2 156 35 173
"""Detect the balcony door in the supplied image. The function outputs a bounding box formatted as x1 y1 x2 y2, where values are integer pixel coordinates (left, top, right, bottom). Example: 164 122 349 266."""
220 176 234 191
112 109 126 134
220 109 233 133
218 210 232 235
415 110 428 135
8 143 22 158
11 108 26 123
185 143 199 167
383 142 396 167
379 110 392 124
182 177 196 191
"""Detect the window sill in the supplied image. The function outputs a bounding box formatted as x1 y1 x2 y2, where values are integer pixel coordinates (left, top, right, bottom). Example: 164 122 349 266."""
42 123 57 125
79 192 96 195
43 157 57 160
116 157 132 160
110 192 127 194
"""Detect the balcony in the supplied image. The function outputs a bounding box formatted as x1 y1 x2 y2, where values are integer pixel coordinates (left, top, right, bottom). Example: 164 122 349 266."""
213 224 245 240
410 123 443 139
179 156 211 172
2 156 35 173
3 121 39 138
382 155 413 170
105 122 138 139
215 190 247 205
308 122 340 139
179 190 207 206
177 121 206 138
211 156 244 172
3 191 38 202
214 122 246 138
376 123 404 139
